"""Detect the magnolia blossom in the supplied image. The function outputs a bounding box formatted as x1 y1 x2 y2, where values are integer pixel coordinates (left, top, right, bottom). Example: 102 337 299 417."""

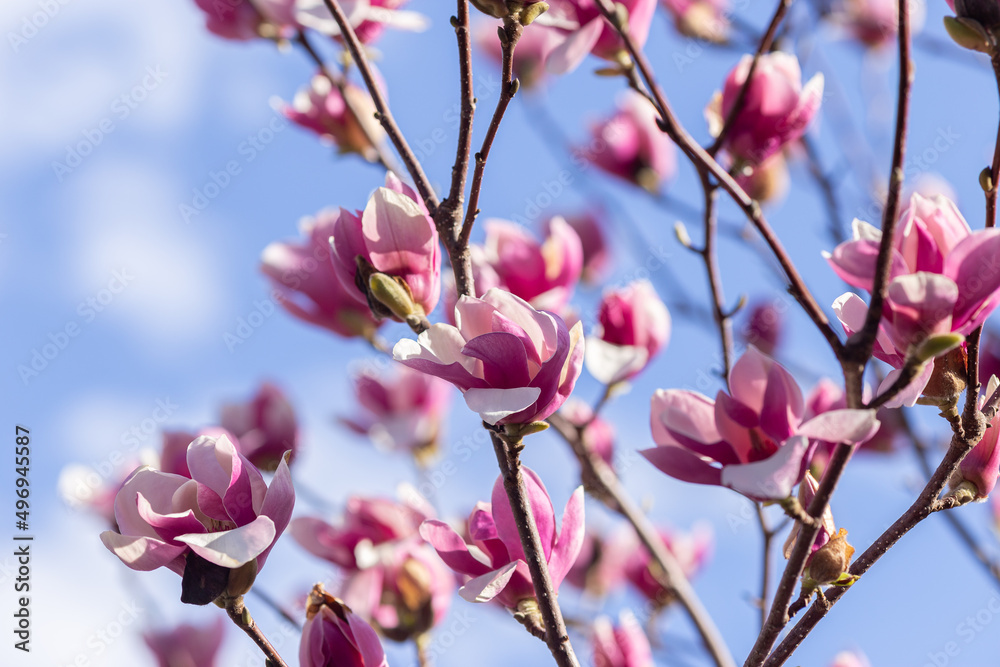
804 379 901 460
301 585 388 667
583 92 676 193
261 210 380 339
566 531 628 597
295 0 428 42
661 0 730 43
564 212 612 284
586 280 670 385
616 524 711 605
561 398 615 466
279 77 384 161
592 611 654 667
393 288 585 426
481 217 583 311
953 375 1000 499
420 468 584 609
828 194 1000 403
831 0 925 48
474 21 564 89
741 300 784 356
100 435 294 603
643 347 879 501
143 618 225 667
341 363 452 462
221 383 298 472
331 173 441 319
545 0 657 73
706 52 824 166
193 0 265 40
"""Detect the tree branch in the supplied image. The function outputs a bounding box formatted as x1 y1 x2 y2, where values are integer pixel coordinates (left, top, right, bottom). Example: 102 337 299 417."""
224 596 290 667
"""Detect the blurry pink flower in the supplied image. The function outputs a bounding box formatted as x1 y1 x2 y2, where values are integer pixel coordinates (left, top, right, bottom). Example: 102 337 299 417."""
330 173 441 320
661 0 730 43
592 611 654 667
295 0 428 43
143 617 225 667
735 152 790 206
706 52 824 166
279 77 385 161
261 210 381 340
954 375 1000 499
301 585 388 667
565 530 628 596
564 212 612 284
100 434 294 603
615 523 712 605
829 194 1000 403
341 362 452 463
474 21 564 89
643 347 879 501
804 379 901 460
833 0 925 48
482 217 583 311
220 382 298 472
980 329 1000 385
420 468 584 609
585 280 670 385
192 0 265 40
59 451 157 530
394 288 585 426
583 92 676 193
741 300 784 356
546 0 657 73
561 398 615 466
291 495 428 570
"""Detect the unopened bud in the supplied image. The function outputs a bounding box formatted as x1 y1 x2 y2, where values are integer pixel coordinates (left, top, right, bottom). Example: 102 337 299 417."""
226 559 259 599
505 421 550 439
918 345 969 415
943 16 993 54
674 222 693 248
914 332 964 363
518 1 549 25
805 527 854 586
369 273 421 322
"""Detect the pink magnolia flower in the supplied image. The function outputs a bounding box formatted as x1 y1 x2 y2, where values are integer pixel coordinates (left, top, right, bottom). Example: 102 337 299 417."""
143 617 225 667
291 495 427 569
661 0 730 43
301 585 388 667
220 382 299 472
482 217 583 312
706 52 824 166
341 362 452 463
832 0 925 48
566 530 628 596
159 427 238 478
546 0 657 73
393 288 585 426
741 300 784 356
100 434 294 603
295 0 428 43
331 173 441 320
279 76 385 161
615 523 712 605
828 193 1000 402
561 398 615 466
953 375 1000 499
642 347 879 501
592 611 654 667
192 0 265 40
585 280 670 385
261 211 381 340
419 468 584 609
583 92 677 193
564 212 612 284
474 20 564 89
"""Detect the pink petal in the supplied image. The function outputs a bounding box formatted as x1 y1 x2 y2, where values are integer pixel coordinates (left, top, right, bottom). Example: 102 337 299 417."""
719 435 811 501
175 516 276 568
546 486 585 589
100 532 188 571
798 409 880 444
640 446 724 486
418 520 492 576
546 17 603 74
463 387 542 425
256 451 295 568
458 562 520 603
491 468 556 563
944 228 1000 332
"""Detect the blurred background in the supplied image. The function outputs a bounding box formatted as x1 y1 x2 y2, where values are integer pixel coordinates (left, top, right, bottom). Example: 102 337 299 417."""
3 0 1000 664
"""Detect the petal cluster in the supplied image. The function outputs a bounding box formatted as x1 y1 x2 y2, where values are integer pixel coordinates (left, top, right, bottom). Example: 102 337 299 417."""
706 52 824 166
279 76 385 161
585 280 671 385
419 468 584 609
300 585 389 667
100 435 294 586
394 288 585 426
643 347 879 501
143 618 225 667
592 611 654 667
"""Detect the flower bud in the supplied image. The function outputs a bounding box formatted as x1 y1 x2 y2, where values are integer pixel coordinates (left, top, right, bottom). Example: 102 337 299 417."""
369 272 422 322
917 345 968 414
805 527 854 586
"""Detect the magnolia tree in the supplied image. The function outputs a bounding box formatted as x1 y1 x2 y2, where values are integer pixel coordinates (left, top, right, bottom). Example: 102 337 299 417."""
60 0 1000 665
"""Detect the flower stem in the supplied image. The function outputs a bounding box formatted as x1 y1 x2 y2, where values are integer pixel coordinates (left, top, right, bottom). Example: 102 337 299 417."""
489 430 580 667
223 596 290 667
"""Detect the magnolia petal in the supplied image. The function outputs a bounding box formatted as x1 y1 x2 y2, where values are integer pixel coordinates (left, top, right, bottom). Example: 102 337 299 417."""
458 562 520 603
419 520 493 575
547 486 586 589
876 363 933 409
798 409 880 445
347 612 390 667
464 386 541 425
720 436 810 501
256 451 295 569
491 468 556 563
176 516 276 568
640 446 723 486
584 338 649 385
547 17 603 74
100 532 188 571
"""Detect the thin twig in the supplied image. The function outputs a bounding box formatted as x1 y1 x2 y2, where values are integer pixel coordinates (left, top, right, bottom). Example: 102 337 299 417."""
224 596 290 667
489 430 580 667
319 0 439 215
547 413 736 667
800 135 846 245
697 169 736 376
986 54 1000 230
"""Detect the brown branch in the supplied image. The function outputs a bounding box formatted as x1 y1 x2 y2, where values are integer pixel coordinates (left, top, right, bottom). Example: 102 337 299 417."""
696 169 736 377
458 17 523 248
707 0 792 156
590 0 843 359
489 430 580 667
224 596 291 667
987 53 1000 230
547 413 736 667
754 504 776 632
319 0 439 215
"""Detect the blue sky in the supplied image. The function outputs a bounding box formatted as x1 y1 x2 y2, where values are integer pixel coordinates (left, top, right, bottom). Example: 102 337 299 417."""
4 0 1000 665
